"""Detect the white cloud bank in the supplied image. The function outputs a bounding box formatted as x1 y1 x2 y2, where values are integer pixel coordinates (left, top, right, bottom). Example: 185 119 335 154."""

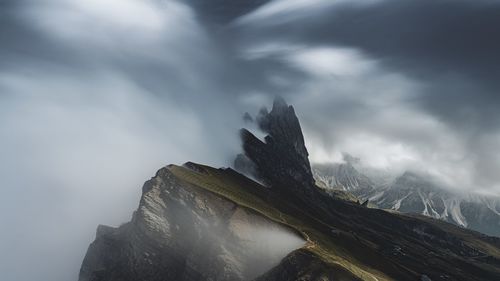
0 1 244 281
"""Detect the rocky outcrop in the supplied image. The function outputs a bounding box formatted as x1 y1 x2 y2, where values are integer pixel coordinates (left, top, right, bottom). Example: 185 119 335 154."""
79 165 304 281
236 97 315 198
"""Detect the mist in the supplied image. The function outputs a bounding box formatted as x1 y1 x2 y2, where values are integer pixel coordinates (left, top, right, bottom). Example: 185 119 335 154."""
86 167 308 281
226 209 306 280
0 1 248 280
231 225 306 280
193 208 306 281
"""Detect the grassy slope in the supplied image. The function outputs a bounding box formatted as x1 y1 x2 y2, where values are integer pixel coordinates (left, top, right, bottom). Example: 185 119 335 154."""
169 164 397 281
169 163 500 281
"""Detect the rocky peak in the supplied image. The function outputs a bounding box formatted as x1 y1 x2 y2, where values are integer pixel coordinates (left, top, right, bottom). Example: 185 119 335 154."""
235 97 315 197
257 97 310 167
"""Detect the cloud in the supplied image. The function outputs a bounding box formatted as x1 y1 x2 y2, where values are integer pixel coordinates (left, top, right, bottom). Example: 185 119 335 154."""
236 0 500 130
0 68 240 281
237 0 381 25
0 1 252 280
187 0 271 24
287 47 376 77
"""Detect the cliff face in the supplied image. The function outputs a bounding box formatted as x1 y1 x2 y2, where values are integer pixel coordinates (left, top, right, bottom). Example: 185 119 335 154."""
80 164 304 281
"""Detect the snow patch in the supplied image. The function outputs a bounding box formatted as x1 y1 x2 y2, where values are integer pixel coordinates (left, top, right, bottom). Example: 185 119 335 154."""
392 192 411 211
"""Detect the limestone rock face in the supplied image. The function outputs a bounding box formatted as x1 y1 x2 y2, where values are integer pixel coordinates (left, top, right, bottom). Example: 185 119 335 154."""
79 165 303 281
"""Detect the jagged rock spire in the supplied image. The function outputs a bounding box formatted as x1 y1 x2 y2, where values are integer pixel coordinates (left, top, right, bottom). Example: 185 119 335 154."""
236 97 315 197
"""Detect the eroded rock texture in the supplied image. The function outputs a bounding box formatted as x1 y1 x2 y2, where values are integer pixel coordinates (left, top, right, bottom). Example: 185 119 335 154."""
80 166 304 281
237 97 316 198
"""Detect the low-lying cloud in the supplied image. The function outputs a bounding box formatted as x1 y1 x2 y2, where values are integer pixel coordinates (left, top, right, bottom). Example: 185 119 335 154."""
0 1 250 280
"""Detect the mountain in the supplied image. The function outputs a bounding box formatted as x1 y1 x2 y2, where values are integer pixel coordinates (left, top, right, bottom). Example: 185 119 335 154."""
313 161 500 237
80 163 306 281
236 97 315 197
313 154 375 196
81 98 500 281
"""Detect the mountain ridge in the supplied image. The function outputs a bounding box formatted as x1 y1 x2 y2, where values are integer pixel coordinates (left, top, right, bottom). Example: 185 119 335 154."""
80 98 500 281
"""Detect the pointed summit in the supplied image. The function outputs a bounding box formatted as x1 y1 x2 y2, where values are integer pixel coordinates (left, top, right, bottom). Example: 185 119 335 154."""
236 97 315 197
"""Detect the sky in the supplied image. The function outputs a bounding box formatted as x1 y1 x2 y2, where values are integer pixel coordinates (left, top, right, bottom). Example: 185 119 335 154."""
1 0 500 280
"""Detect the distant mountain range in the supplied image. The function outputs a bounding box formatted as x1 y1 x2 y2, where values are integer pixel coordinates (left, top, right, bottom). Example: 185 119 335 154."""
313 156 500 237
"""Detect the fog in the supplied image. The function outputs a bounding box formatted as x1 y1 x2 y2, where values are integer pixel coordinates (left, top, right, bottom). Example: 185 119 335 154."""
236 226 306 280
121 176 306 281
226 212 306 280
203 218 307 281
0 1 248 280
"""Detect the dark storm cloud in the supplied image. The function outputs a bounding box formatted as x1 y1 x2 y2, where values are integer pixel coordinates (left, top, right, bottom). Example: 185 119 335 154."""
0 1 69 67
0 1 270 281
187 0 271 23
0 0 303 107
236 0 500 131
245 0 500 76
230 0 500 192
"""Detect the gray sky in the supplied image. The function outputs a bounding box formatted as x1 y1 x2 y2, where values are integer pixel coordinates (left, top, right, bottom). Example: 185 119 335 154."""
1 0 500 280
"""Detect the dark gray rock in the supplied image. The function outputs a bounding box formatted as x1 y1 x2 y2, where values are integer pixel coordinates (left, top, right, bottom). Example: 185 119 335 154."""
80 166 304 281
238 97 315 198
